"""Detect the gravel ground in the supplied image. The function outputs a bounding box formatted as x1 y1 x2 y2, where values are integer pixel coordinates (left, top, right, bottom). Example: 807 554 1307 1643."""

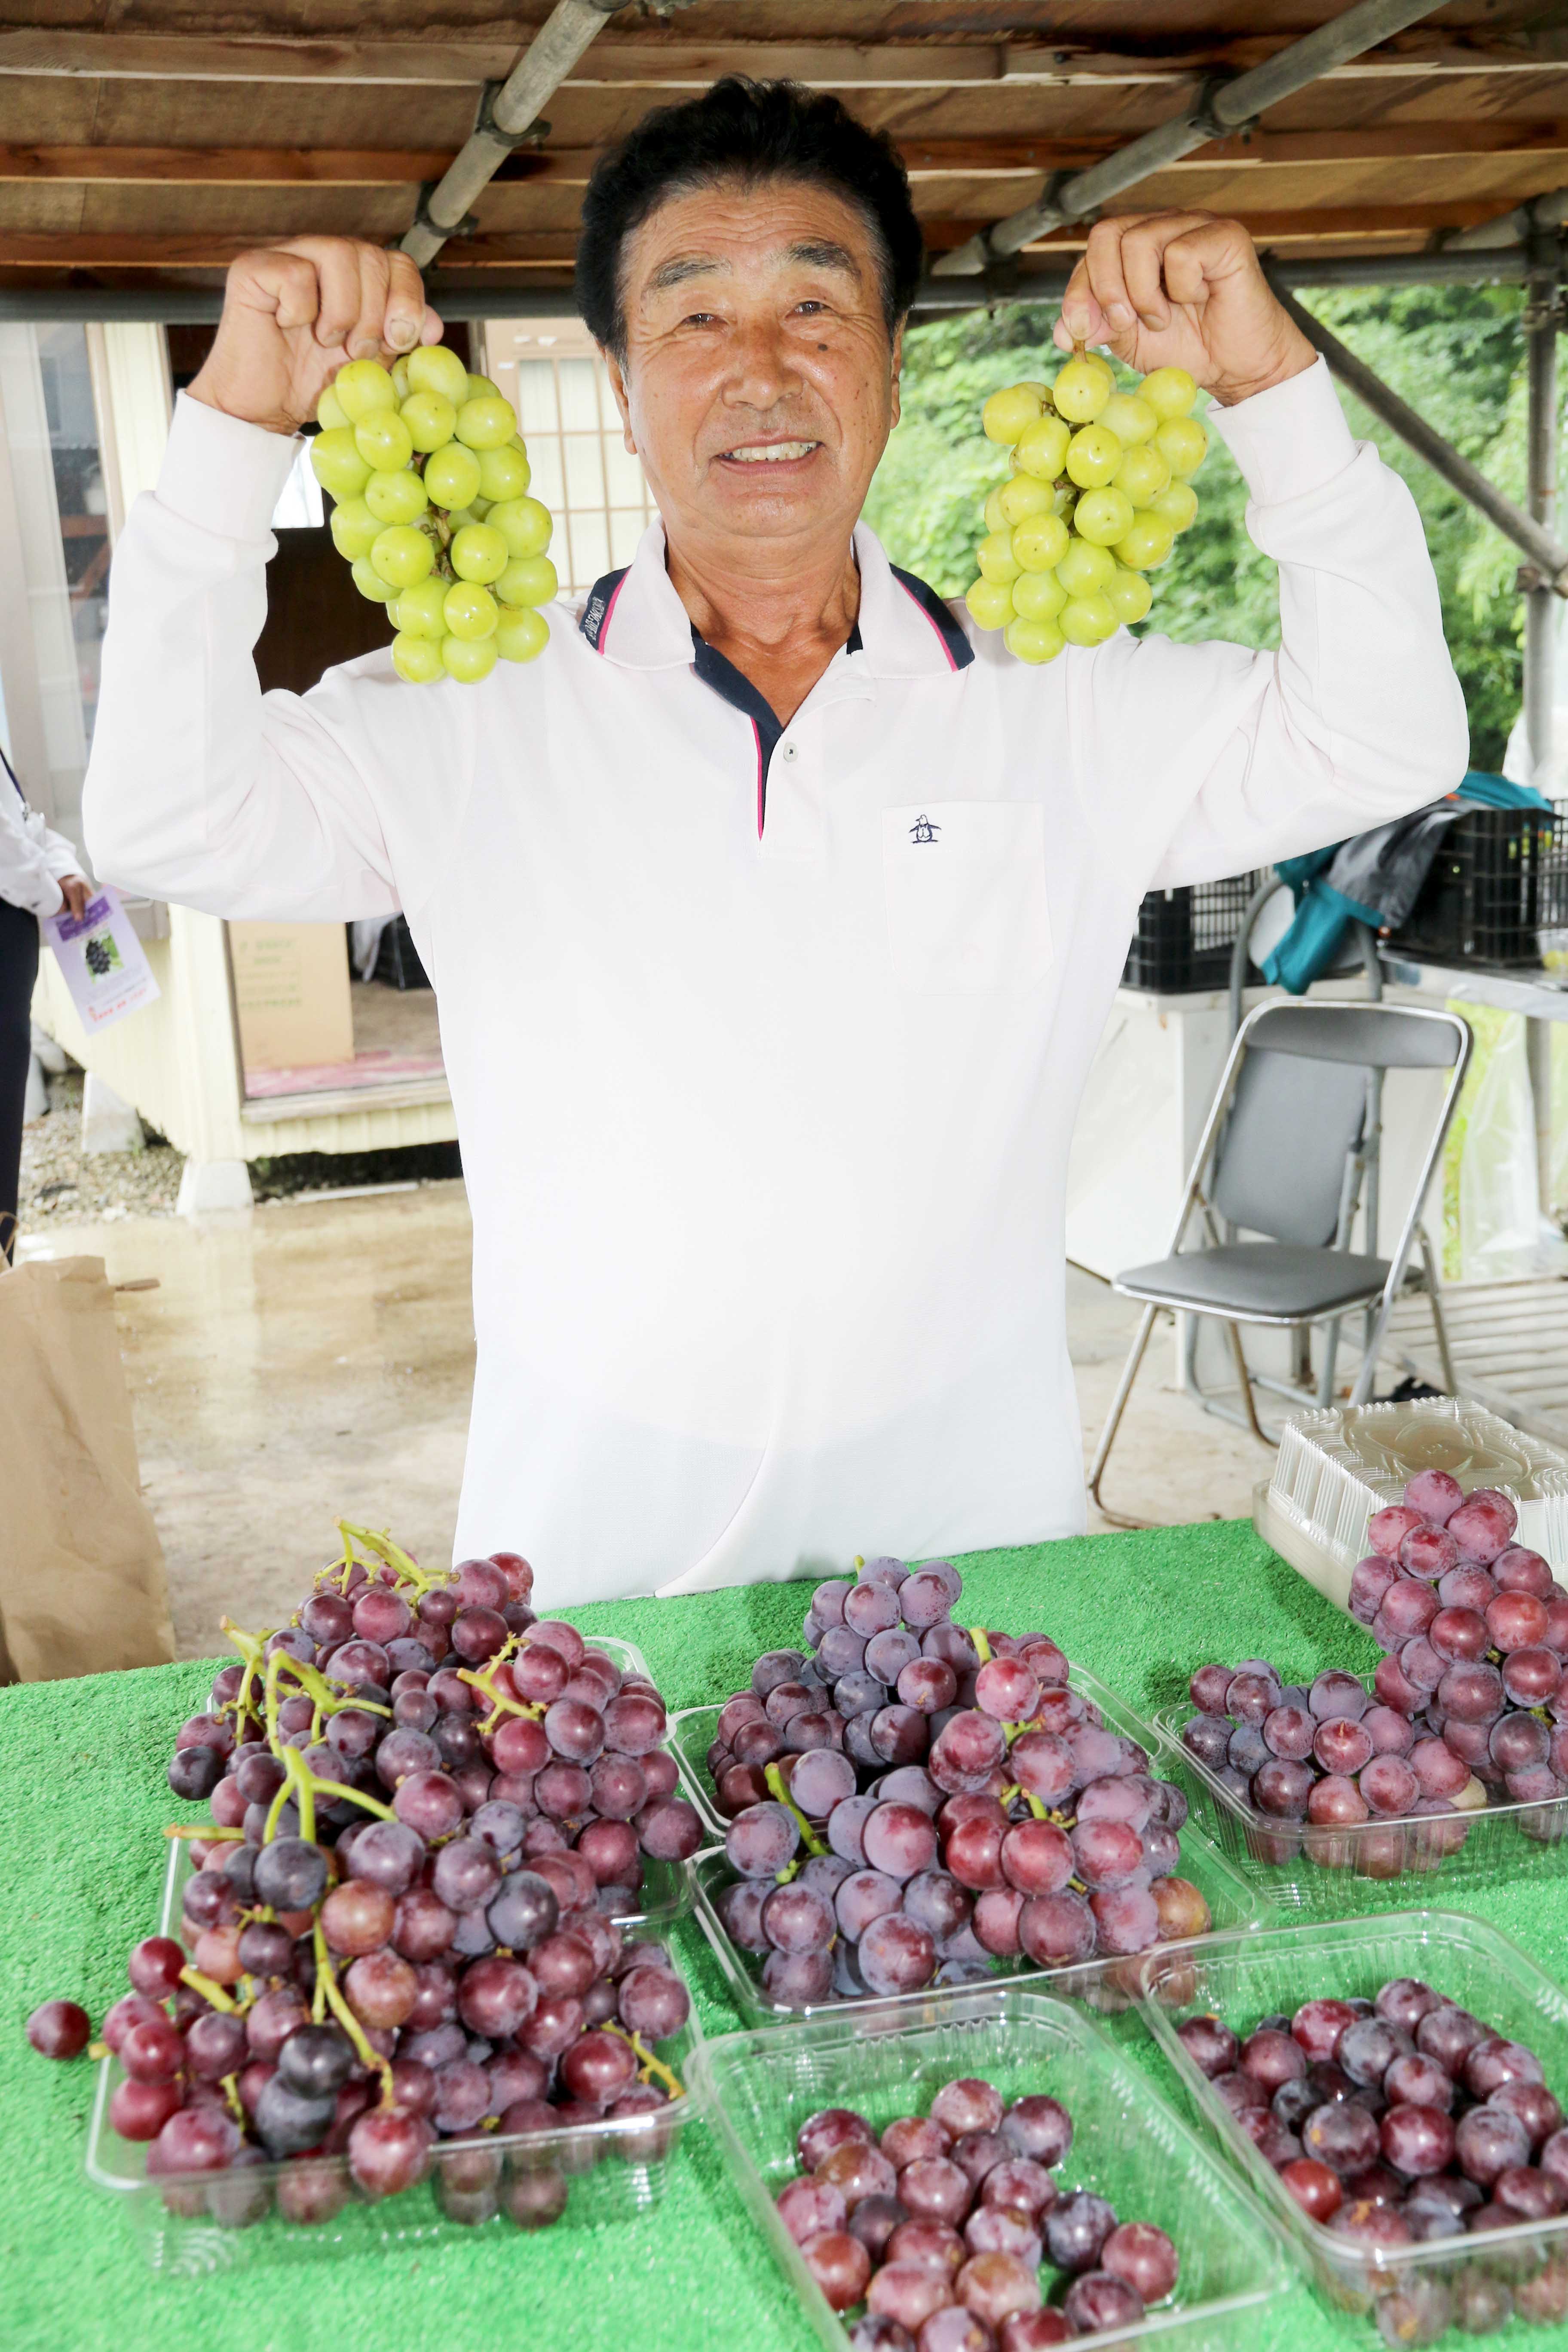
18 1072 184 1227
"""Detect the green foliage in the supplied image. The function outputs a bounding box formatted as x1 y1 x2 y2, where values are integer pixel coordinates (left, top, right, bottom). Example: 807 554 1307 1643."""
864 284 1559 771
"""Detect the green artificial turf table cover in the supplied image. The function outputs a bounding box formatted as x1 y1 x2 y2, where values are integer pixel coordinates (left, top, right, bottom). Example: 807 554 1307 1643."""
6 1517 1568 2352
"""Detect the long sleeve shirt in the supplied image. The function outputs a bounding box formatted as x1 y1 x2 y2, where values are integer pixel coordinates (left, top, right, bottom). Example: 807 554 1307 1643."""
82 357 1469 1607
0 750 83 919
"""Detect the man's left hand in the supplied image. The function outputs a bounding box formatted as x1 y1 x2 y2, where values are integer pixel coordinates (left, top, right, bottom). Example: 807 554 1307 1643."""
58 874 91 920
1056 213 1316 407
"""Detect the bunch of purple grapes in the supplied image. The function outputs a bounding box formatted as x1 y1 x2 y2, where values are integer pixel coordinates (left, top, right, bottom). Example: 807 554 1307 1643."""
775 2076 1180 2348
1181 1473 1568 1875
1176 1976 1568 2343
710 1556 1208 2007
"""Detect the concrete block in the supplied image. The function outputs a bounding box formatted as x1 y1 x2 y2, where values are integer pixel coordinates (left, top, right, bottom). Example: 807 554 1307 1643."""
176 1157 254 1216
81 1071 144 1155
29 1021 70 1076
23 1052 48 1122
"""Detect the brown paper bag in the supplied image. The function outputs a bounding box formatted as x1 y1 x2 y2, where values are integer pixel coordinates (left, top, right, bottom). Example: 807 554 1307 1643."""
0 1255 175 1679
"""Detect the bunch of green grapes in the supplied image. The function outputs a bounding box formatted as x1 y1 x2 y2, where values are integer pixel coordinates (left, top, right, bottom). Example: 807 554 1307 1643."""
965 350 1207 665
309 344 556 686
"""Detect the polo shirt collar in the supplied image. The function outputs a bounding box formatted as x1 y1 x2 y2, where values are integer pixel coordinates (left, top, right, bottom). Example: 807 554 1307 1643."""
577 519 971 679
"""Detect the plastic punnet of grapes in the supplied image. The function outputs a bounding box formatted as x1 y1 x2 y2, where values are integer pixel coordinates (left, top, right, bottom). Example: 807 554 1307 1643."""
425 444 484 512
478 444 531 503
1011 569 1066 623
1113 445 1171 509
1010 514 1069 573
333 360 398 422
1014 416 1071 483
442 634 498 684
365 469 429 526
352 556 400 603
496 608 551 665
1004 616 1064 666
1100 392 1157 446
977 532 1023 587
1060 594 1117 647
965 579 1015 631
1053 358 1112 423
392 578 449 641
496 556 558 609
1072 488 1135 548
1155 417 1207 478
310 429 373 501
329 498 380 560
406 345 472 407
1140 367 1199 420
392 631 446 684
450 524 510 585
1104 567 1153 625
489 498 553 560
401 391 457 453
1064 426 1123 490
1056 538 1116 599
370 525 435 590
982 385 1045 445
354 411 415 474
1112 512 1177 573
998 476 1055 528
444 581 500 642
456 396 520 453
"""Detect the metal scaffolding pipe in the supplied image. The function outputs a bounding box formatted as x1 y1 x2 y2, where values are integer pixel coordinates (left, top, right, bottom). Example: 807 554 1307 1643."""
1266 273 1568 588
399 0 623 269
909 247 1532 312
1444 186 1568 255
1524 232 1560 763
931 0 1453 277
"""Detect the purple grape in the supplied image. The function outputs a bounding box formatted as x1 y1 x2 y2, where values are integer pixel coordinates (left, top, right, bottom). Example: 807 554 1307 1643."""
858 1913 936 1996
1044 2190 1117 2274
725 1801 799 1879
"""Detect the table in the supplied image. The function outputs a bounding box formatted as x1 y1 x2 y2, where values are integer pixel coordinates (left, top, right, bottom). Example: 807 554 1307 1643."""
1381 949 1568 1219
8 1517 1568 2352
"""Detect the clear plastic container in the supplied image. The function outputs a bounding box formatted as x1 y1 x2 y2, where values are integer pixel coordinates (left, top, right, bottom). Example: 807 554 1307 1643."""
86 1837 705 2274
1137 1911 1568 2328
1151 1673 1568 1916
692 1984 1296 2352
1257 1400 1568 1613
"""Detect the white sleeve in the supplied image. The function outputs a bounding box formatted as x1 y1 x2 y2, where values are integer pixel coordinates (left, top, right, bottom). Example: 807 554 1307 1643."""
0 790 75 919
1071 356 1470 886
83 394 452 923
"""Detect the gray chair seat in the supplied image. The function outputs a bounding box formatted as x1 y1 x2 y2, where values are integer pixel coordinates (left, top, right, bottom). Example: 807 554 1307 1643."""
1115 1243 1392 1320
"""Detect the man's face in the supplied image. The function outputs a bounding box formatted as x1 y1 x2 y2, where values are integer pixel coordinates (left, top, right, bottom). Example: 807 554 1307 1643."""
603 176 901 560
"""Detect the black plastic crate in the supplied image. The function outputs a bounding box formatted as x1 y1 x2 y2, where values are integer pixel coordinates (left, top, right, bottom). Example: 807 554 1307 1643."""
1388 800 1566 968
373 915 430 991
1123 872 1265 992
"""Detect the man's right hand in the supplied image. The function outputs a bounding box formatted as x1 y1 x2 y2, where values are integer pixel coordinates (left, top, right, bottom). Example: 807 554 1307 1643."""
188 237 442 437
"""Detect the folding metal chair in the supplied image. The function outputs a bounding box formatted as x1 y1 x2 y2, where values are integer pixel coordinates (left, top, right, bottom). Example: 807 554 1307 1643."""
1087 999 1471 1523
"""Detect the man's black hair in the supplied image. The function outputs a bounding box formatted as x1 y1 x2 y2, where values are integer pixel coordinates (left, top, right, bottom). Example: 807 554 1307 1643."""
575 77 924 361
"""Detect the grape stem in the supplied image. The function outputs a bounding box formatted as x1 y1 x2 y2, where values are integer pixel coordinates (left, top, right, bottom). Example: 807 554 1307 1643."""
603 2021 683 2102
457 1636 546 1736
312 1917 395 2103
282 1743 317 1844
997 1781 1050 1822
218 2073 245 2125
165 1822 244 1842
337 1518 448 1599
179 1966 239 2014
763 1762 829 1857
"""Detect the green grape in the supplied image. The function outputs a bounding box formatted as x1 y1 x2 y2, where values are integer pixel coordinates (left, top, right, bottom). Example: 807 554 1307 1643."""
369 525 435 589
1112 511 1176 571
1112 444 1171 508
328 497 380 559
407 345 472 407
1014 416 1071 482
964 578 1014 631
496 607 550 664
1141 366 1198 420
455 396 518 453
1072 487 1135 548
981 384 1044 445
365 468 429 525
1056 536 1116 598
1099 392 1158 447
1104 566 1154 625
1004 615 1064 665
1011 568 1066 622
469 496 493 519
392 578 449 640
450 524 509 585
424 444 484 511
1010 513 1069 573
392 630 444 684
391 357 412 401
983 486 1010 534
310 429 373 501
477 444 530 502
998 475 1055 527
1060 593 1117 646
1064 424 1123 489
354 411 414 473
1154 416 1207 477
1053 357 1112 423
444 508 479 533
316 383 350 432
488 497 552 559
444 581 499 641
400 391 457 453
976 530 1023 586
466 373 503 402
496 555 557 609
442 633 498 683
1152 481 1199 533
351 557 398 603
333 360 397 422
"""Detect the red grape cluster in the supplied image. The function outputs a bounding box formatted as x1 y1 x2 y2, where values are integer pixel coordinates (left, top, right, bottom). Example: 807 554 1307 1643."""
1177 1977 1568 2342
29 1529 699 2229
776 2077 1179 2348
711 1557 1208 2006
1182 1474 1568 1875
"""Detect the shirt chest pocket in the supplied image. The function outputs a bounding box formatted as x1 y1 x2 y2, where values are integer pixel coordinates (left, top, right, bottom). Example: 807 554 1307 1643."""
882 802 1054 996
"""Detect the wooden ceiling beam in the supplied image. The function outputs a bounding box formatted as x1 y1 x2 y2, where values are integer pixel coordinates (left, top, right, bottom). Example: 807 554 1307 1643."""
6 120 1567 187
1 28 1564 91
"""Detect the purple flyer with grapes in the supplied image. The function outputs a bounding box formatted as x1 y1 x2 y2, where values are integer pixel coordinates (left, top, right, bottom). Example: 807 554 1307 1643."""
41 882 161 1032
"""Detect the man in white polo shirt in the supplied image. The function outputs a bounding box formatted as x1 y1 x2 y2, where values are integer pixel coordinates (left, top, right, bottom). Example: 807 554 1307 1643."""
84 79 1467 1608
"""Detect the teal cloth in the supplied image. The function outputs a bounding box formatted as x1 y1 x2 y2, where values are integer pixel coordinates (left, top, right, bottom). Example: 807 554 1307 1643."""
8 1519 1568 2351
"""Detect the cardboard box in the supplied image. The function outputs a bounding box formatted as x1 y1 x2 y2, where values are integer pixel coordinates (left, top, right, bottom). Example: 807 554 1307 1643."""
229 920 354 1072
